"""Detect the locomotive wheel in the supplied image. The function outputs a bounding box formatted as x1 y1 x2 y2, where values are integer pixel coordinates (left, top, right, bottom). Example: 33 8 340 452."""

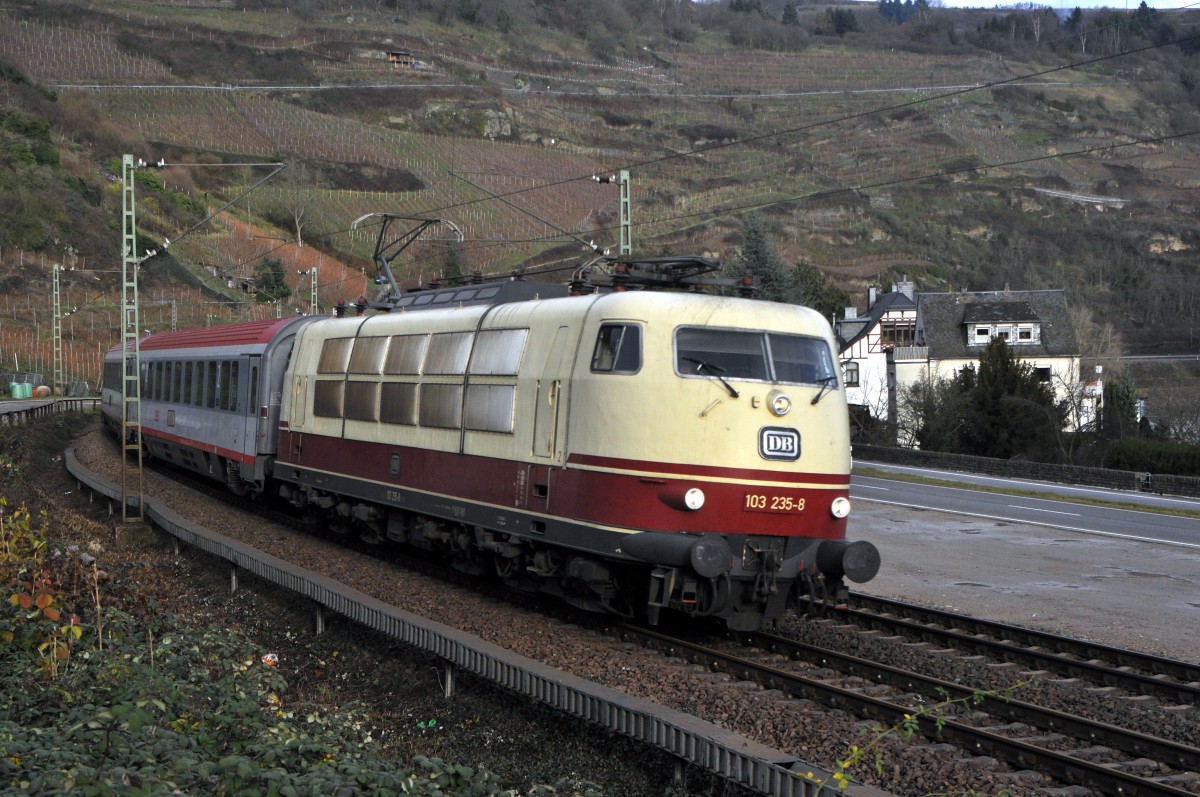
493 553 520 580
694 573 732 617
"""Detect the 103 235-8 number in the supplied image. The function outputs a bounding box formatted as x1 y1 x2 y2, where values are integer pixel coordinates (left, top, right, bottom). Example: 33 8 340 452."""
743 493 806 513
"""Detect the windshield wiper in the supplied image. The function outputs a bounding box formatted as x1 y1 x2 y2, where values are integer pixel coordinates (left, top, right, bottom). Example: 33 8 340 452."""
810 374 838 405
681 356 739 399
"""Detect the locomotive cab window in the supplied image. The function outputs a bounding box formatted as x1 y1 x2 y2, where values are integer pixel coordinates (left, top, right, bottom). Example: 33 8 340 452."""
591 323 641 373
675 327 838 387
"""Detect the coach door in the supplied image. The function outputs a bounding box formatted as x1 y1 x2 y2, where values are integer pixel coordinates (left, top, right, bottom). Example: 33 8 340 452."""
532 326 571 460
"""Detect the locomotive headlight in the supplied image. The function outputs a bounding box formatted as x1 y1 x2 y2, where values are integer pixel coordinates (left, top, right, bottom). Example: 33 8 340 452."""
768 390 792 417
830 496 851 519
684 488 705 511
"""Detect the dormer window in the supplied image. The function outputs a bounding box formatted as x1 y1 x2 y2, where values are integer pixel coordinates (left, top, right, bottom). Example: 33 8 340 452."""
967 315 1040 347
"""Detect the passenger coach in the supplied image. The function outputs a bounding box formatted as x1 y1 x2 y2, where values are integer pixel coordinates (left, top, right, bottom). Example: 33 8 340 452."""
102 316 317 496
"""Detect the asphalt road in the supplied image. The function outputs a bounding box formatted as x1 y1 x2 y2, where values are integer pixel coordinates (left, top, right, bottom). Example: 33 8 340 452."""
852 462 1200 549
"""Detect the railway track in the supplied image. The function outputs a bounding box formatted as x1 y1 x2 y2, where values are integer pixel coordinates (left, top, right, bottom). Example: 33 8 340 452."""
611 623 1200 797
838 593 1200 704
135 455 1200 796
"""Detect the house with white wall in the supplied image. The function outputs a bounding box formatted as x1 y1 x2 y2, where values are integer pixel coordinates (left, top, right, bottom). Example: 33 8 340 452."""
836 279 920 433
837 283 1083 440
913 289 1080 405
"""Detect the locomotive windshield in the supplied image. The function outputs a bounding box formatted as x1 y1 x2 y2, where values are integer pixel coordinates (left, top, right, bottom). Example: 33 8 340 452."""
675 327 838 387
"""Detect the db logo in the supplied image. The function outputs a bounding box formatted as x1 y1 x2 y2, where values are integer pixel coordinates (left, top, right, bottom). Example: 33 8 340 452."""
759 427 801 461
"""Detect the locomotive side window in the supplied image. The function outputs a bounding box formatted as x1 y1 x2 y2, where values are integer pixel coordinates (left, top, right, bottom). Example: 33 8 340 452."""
591 324 641 373
345 381 379 422
380 383 418 425
318 338 354 374
469 329 528 375
383 335 427 375
464 385 516 433
424 332 472 375
420 384 463 428
675 327 837 386
313 381 344 418
348 337 388 374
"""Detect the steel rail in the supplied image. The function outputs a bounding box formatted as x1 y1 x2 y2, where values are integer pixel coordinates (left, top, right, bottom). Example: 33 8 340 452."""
841 594 1200 703
615 624 1200 797
63 445 892 797
747 630 1200 774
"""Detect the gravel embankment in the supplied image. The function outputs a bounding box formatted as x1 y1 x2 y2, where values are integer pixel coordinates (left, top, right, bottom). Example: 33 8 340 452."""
65 424 1197 797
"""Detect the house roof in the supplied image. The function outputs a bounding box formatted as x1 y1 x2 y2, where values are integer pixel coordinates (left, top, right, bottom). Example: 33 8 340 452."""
962 300 1038 324
837 290 916 350
917 290 1078 359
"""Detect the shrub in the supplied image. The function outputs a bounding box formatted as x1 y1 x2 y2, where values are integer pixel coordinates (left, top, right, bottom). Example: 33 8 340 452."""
1103 437 1200 476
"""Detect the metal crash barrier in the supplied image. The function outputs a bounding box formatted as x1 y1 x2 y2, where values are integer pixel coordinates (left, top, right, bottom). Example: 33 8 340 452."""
64 446 892 797
0 398 99 426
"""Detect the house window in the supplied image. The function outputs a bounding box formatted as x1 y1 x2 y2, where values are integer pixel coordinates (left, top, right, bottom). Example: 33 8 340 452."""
843 361 860 387
1035 367 1052 383
1018 329 1032 341
879 321 915 347
976 326 990 339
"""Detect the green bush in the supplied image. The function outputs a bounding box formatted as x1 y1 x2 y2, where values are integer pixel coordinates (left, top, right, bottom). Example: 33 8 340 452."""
0 496 522 796
1103 437 1200 476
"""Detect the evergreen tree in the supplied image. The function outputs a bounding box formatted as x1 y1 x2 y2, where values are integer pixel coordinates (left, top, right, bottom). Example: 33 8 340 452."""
792 259 850 321
782 1 798 26
829 8 859 35
958 338 1063 460
1101 374 1139 439
726 214 791 302
255 257 292 304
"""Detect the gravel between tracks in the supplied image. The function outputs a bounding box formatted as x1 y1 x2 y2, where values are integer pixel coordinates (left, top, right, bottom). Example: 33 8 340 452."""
45 421 1200 796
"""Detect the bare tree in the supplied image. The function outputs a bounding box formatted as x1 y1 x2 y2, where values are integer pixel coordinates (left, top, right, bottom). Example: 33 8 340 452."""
1068 304 1128 379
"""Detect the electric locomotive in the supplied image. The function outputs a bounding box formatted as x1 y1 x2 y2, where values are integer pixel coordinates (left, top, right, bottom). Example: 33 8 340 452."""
103 255 879 631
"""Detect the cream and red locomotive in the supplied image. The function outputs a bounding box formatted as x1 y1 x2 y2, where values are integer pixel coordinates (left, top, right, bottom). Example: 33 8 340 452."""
103 257 879 631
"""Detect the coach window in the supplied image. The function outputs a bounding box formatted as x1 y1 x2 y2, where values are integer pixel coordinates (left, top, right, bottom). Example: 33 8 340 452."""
173 361 183 402
191 363 199 405
591 323 641 374
229 361 240 412
163 362 173 401
206 362 217 409
217 361 230 410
